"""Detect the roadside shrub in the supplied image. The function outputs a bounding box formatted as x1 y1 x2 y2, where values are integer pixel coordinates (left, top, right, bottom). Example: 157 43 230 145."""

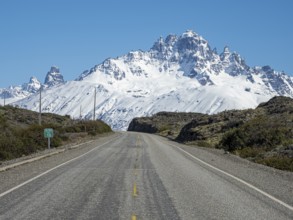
65 121 111 134
256 156 293 171
158 125 171 133
221 119 244 131
0 106 112 161
219 129 246 151
60 134 69 141
220 116 292 152
196 141 213 148
237 147 265 159
0 151 11 161
0 133 24 160
88 130 97 136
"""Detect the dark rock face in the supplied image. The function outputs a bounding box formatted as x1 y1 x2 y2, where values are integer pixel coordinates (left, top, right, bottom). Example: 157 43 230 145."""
128 118 158 133
175 110 253 144
127 112 205 138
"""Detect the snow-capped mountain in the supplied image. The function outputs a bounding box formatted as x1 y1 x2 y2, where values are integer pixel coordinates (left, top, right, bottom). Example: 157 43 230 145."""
0 77 41 104
22 77 42 93
44 66 65 87
0 66 64 105
5 30 293 130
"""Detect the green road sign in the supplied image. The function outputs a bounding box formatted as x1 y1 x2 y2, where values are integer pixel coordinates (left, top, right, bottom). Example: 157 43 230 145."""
44 128 54 138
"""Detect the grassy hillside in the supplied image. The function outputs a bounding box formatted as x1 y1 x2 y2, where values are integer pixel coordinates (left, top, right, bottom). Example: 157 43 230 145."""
0 105 112 161
218 97 293 171
128 96 293 171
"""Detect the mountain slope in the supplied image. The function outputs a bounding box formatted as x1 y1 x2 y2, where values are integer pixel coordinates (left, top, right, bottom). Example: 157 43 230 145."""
6 30 293 130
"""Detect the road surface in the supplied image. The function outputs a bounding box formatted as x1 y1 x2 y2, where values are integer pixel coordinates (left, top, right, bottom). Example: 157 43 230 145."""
0 132 292 219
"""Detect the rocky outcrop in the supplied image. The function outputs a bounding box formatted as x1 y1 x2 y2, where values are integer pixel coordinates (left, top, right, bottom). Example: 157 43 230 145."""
44 66 65 87
128 118 158 133
128 112 203 138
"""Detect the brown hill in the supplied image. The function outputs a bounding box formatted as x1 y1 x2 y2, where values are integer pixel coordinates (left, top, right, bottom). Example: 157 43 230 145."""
0 105 112 161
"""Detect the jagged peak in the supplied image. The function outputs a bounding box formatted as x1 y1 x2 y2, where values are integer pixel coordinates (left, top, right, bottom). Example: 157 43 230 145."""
165 34 178 45
48 66 60 74
150 30 211 59
220 46 246 66
22 76 41 93
44 66 65 86
262 65 273 72
151 36 167 52
29 76 40 83
223 46 230 54
220 46 231 60
212 47 218 54
181 30 199 38
180 30 209 46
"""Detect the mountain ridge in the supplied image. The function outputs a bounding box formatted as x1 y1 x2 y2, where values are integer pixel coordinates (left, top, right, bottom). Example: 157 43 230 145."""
0 66 65 104
1 30 293 130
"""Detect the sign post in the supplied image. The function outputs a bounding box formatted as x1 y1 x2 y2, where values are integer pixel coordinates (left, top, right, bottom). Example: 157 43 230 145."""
44 128 54 149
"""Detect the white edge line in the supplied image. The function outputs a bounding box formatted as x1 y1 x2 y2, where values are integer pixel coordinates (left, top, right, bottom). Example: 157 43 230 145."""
169 143 293 212
0 150 65 172
0 140 95 172
0 135 120 198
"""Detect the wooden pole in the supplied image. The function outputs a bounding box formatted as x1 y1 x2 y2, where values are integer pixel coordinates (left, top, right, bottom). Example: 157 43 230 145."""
93 87 96 121
3 91 6 106
39 87 42 125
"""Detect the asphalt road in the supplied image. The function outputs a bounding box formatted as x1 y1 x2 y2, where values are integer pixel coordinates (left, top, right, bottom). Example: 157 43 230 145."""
0 132 292 219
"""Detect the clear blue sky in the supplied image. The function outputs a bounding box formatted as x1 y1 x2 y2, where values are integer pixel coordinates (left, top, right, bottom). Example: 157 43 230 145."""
1 0 292 88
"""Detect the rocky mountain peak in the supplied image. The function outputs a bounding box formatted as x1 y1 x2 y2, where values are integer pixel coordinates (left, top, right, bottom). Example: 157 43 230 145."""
150 30 212 64
220 46 231 61
22 76 41 93
44 66 65 87
181 30 199 38
165 34 178 46
177 30 209 54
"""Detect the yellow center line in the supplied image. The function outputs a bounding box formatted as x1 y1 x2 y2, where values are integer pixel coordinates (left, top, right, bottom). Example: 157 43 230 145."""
133 182 138 197
136 135 141 147
132 136 140 220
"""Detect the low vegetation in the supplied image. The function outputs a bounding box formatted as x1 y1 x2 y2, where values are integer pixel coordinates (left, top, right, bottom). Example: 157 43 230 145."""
128 96 293 171
0 105 111 161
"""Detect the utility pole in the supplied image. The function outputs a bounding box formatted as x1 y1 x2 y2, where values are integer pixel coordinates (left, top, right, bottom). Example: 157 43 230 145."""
39 86 42 125
3 90 6 106
93 87 96 121
79 105 82 120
